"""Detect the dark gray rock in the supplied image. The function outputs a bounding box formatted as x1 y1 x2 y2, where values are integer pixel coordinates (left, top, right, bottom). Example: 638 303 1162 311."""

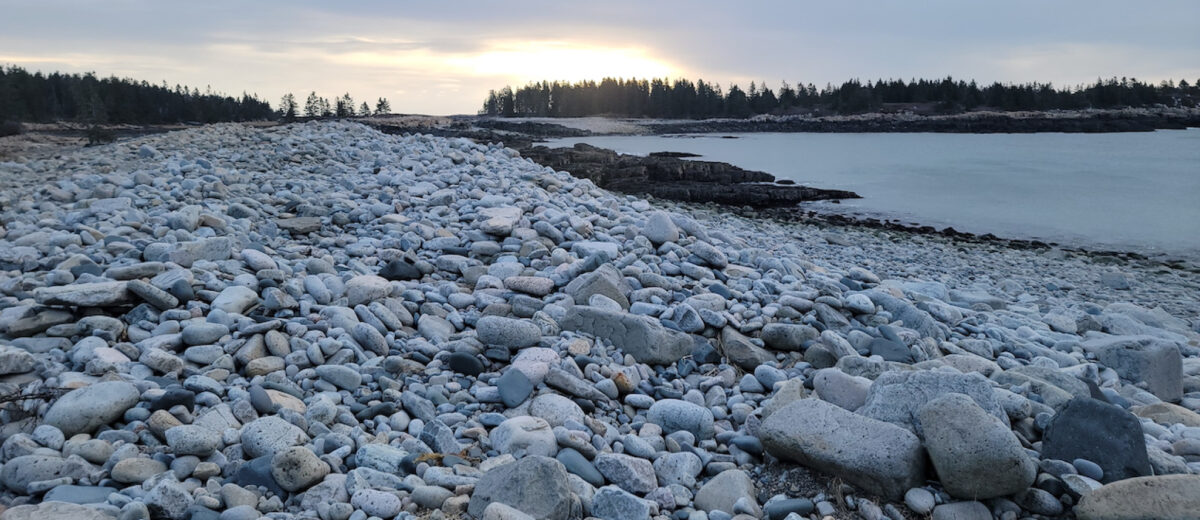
447 352 485 376
497 368 534 407
764 498 814 520
557 448 604 487
1042 397 1152 483
467 456 581 520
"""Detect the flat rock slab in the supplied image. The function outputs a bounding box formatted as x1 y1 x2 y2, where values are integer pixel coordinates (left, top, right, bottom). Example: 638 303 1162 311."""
1075 475 1200 520
560 305 692 365
35 281 131 307
758 398 925 500
0 501 111 520
275 217 322 233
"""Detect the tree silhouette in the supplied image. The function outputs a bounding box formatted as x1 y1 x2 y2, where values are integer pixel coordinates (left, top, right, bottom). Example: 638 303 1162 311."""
279 93 298 121
304 92 321 118
0 66 272 124
477 76 1198 119
374 97 391 115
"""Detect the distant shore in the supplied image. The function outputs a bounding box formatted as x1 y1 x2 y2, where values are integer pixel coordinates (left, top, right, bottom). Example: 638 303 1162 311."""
475 106 1200 135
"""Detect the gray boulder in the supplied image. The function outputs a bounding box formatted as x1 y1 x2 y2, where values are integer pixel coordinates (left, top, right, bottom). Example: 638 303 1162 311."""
694 469 760 517
491 416 558 458
592 485 651 520
812 368 871 411
0 502 111 520
1075 475 1200 520
641 211 679 244
477 316 543 349
857 370 1006 439
1084 335 1182 402
560 306 692 365
44 381 140 436
760 323 818 351
564 264 630 309
34 281 131 307
271 446 330 492
241 416 309 459
719 327 773 371
918 393 1036 499
467 456 582 520
1 455 92 493
1042 397 1151 483
594 453 657 494
758 399 925 500
647 399 715 440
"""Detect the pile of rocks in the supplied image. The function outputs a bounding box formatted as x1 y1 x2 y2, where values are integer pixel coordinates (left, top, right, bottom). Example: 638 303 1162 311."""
0 121 1197 520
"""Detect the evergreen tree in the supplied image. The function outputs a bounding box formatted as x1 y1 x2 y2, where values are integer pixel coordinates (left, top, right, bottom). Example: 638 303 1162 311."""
725 85 751 117
280 93 298 121
358 101 371 117
375 97 391 115
479 75 1195 119
304 92 321 118
335 93 354 117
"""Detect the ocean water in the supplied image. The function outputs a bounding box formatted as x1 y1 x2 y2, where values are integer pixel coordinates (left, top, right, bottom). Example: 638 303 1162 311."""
546 129 1200 258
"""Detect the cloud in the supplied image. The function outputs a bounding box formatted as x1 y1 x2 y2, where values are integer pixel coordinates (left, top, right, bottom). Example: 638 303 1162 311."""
2 0 1198 114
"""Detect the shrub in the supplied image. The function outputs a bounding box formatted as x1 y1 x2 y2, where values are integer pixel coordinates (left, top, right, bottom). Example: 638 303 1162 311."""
0 120 22 137
85 125 116 146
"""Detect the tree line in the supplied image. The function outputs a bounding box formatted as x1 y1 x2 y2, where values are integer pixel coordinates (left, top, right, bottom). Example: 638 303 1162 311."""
276 92 391 121
0 65 395 126
481 76 1200 118
0 66 274 124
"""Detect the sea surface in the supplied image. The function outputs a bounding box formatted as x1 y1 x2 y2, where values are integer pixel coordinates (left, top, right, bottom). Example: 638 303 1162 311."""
546 129 1200 258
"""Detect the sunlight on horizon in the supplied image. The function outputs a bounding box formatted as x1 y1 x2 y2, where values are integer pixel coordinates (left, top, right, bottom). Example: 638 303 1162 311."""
455 41 679 86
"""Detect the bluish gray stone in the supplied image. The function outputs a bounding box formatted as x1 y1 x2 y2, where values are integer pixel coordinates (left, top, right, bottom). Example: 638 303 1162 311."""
592 485 651 520
647 399 715 440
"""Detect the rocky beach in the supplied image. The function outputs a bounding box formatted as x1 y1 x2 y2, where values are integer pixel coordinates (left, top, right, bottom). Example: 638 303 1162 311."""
0 120 1198 520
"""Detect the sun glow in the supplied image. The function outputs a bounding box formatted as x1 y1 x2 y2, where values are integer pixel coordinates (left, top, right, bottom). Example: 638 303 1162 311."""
457 41 678 83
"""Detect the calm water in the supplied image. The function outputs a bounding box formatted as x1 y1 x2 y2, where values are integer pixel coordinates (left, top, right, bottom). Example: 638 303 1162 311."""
547 129 1200 257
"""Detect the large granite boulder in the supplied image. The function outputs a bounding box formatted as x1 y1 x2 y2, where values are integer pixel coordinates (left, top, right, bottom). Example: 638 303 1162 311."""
560 305 692 365
467 456 581 520
918 393 1036 499
758 398 925 500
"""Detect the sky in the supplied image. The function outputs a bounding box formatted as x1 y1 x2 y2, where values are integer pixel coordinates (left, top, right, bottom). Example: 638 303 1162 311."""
3 1 1199 115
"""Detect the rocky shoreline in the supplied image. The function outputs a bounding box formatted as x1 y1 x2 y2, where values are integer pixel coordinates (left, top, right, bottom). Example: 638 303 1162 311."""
373 122 860 209
641 109 1200 134
0 121 1198 520
468 107 1200 135
518 144 859 208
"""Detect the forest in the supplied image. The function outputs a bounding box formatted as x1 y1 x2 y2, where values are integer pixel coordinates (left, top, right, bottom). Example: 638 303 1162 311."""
480 76 1200 118
0 66 275 124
